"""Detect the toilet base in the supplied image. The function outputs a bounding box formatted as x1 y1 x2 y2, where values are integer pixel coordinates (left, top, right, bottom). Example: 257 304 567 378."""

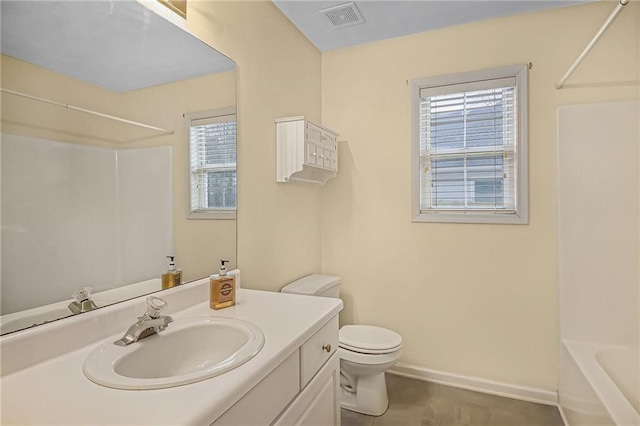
339 371 389 416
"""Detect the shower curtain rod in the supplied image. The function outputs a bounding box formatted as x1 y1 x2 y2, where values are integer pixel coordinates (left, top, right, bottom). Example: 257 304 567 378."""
556 0 629 89
0 88 174 135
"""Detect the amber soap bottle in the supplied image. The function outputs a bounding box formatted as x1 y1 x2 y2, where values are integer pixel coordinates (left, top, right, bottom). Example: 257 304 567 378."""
210 259 236 310
162 255 182 289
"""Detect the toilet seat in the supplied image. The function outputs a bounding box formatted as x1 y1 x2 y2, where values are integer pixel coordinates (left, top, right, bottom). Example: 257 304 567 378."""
339 342 402 355
339 346 401 365
339 325 403 354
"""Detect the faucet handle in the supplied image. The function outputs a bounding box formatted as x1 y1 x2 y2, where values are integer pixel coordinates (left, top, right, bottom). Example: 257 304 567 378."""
72 287 93 303
145 296 167 318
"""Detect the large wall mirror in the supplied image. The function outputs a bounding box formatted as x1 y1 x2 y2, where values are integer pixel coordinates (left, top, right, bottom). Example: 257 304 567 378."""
0 0 237 335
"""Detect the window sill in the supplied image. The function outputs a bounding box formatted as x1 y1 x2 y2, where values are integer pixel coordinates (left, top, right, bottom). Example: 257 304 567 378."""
413 211 528 225
187 210 236 220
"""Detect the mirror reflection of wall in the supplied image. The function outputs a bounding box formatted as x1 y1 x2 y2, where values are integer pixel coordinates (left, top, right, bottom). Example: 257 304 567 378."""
0 0 237 335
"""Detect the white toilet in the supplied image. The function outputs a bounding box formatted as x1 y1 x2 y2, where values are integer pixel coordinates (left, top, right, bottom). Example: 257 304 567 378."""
281 274 402 416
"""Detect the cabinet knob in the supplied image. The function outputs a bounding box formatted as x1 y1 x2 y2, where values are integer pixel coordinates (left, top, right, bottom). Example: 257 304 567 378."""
322 344 332 353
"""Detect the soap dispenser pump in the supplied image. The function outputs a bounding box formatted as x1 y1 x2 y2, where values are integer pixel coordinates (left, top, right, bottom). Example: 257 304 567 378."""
162 255 182 289
210 259 236 310
219 259 228 276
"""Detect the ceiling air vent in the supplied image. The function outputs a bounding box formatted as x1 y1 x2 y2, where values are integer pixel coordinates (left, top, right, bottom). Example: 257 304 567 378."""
319 2 365 29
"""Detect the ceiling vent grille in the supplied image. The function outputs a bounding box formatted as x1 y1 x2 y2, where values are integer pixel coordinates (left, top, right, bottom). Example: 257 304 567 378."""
319 2 365 29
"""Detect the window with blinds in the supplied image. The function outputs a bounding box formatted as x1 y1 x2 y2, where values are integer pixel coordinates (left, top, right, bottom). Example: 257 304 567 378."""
411 65 528 224
186 108 236 219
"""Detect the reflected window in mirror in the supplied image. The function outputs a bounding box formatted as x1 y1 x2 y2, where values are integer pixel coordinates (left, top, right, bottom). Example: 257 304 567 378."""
187 108 237 220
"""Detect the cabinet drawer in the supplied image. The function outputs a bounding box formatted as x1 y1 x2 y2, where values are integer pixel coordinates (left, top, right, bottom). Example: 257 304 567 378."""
330 150 338 171
306 143 318 165
305 144 337 170
300 315 338 388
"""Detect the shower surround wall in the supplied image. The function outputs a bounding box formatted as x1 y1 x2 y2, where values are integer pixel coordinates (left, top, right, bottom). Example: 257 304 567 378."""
0 134 172 314
558 101 640 426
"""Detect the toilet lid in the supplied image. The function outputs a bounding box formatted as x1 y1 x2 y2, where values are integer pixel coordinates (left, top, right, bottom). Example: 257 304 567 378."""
339 325 402 354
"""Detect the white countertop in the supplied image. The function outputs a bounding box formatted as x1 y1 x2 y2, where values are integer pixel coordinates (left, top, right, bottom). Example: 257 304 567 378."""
0 280 342 425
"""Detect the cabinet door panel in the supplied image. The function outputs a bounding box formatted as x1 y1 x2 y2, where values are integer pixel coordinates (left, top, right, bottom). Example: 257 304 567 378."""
306 143 318 165
323 150 332 169
273 354 340 426
296 373 336 426
213 351 300 425
306 123 322 145
320 131 337 150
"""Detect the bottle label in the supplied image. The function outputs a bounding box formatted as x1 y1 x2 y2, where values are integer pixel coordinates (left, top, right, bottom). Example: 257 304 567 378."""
218 278 234 303
220 282 233 298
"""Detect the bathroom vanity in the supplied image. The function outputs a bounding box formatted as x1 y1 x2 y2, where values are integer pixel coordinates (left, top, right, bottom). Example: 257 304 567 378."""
0 278 343 425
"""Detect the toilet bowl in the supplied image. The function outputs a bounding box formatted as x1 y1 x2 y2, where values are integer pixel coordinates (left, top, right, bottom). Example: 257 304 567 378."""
281 275 403 416
338 325 402 415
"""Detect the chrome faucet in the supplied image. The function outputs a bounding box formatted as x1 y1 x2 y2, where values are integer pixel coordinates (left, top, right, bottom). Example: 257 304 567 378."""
68 287 98 314
113 296 173 347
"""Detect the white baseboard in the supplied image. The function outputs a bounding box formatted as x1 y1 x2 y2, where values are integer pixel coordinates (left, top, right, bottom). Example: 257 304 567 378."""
388 362 558 407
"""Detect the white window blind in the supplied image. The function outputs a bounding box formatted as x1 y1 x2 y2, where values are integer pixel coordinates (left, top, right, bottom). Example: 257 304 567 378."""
187 111 236 218
412 65 528 224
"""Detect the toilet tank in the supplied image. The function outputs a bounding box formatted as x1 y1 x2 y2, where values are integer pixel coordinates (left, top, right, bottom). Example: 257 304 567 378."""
281 274 341 298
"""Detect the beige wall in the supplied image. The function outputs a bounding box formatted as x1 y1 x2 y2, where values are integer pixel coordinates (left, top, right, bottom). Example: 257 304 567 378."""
185 1 323 290
1 55 237 282
320 2 639 391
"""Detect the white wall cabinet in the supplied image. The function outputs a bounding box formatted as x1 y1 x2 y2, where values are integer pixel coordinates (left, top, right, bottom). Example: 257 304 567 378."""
276 116 339 185
214 315 340 425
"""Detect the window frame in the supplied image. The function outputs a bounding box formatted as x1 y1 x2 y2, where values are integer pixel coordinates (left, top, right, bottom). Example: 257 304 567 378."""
411 64 529 224
185 107 237 220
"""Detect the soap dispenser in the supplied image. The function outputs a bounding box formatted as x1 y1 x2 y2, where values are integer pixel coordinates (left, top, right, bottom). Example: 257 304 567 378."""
210 259 236 310
162 256 182 289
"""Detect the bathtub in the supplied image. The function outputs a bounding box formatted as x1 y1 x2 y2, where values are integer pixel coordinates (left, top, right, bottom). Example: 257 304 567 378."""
560 341 639 426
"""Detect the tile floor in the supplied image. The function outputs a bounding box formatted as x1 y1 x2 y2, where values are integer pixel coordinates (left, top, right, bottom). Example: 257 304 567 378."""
341 374 564 426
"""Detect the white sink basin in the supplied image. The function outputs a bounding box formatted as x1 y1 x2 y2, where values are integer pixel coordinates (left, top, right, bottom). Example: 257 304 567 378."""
83 317 265 390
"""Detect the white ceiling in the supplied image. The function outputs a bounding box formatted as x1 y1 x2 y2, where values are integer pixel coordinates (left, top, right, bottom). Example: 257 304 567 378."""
272 0 592 52
0 1 235 93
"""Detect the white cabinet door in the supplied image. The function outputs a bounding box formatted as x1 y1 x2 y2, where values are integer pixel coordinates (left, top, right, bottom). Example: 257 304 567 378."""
274 353 340 426
213 351 300 425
